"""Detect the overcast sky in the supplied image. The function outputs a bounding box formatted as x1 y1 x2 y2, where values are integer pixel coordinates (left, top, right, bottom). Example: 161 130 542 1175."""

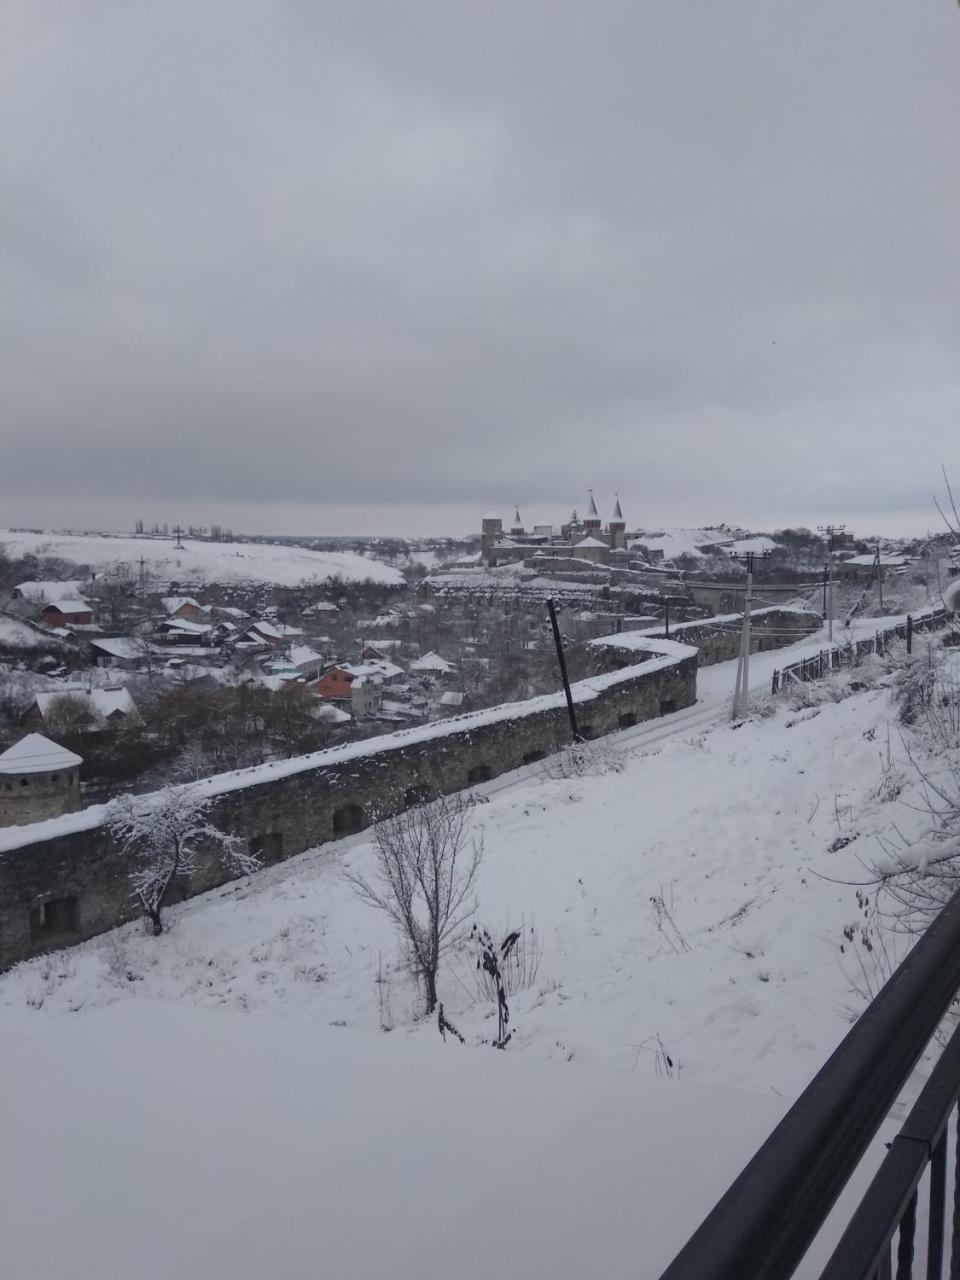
2 2 958 540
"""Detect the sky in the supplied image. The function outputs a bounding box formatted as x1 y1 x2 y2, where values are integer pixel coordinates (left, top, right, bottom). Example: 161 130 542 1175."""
2 2 958 540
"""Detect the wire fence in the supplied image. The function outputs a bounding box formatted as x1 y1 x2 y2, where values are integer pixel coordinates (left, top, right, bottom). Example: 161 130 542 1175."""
771 607 949 695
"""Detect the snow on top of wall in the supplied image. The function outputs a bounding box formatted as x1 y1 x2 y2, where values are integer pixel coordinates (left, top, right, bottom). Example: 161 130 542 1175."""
1 531 404 588
0 634 695 852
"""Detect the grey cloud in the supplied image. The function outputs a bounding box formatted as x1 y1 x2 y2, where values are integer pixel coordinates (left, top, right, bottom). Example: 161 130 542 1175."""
1 1 958 535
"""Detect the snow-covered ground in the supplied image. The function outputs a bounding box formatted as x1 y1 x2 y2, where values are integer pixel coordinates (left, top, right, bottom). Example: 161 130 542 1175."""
0 616 61 648
0 621 941 1087
630 527 727 560
2 999 896 1280
1 619 952 1274
0 530 404 588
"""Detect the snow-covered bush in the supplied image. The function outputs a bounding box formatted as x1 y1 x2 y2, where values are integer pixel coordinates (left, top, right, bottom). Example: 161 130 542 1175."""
107 785 260 935
860 650 960 933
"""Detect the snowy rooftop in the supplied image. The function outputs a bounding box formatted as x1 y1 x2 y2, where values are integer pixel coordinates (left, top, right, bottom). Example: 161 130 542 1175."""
35 687 137 722
88 637 142 660
410 650 454 672
42 599 91 614
161 595 201 611
0 733 83 775
13 580 87 603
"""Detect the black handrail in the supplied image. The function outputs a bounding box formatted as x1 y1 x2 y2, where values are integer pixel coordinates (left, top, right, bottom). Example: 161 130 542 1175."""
658 889 960 1280
819 1016 960 1277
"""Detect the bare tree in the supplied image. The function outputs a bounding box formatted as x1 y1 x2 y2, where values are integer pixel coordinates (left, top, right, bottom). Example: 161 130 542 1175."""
107 785 259 934
347 793 483 1014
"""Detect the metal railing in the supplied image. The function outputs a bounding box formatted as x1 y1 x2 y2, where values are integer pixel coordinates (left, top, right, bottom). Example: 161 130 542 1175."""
771 609 949 695
658 888 960 1280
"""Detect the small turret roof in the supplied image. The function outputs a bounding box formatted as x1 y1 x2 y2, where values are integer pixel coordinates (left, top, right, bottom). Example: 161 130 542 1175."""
586 491 600 518
612 496 624 521
0 733 83 775
512 506 523 527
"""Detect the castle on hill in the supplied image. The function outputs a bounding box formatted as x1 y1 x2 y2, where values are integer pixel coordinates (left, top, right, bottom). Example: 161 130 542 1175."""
481 493 628 568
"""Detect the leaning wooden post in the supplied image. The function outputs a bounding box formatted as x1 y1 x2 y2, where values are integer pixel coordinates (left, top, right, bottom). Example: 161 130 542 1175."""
906 614 913 654
547 598 581 743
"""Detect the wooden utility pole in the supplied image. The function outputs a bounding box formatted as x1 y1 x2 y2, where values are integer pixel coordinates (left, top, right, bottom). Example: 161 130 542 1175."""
875 543 884 612
547 598 581 742
172 524 185 550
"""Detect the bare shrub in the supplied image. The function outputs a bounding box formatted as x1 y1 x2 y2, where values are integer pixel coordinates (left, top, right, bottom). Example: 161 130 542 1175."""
107 785 259 935
541 738 625 779
851 655 960 935
346 793 483 1015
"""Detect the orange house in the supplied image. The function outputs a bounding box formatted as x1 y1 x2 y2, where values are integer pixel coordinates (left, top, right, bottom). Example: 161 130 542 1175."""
316 667 356 702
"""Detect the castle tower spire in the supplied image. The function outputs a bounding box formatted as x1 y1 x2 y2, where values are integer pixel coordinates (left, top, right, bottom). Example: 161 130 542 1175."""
583 489 602 534
608 493 626 549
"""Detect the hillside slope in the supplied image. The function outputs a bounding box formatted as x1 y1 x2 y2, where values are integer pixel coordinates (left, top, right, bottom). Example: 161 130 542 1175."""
0 529 404 587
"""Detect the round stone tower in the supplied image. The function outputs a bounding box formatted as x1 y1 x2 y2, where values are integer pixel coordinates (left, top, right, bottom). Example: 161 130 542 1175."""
0 734 83 827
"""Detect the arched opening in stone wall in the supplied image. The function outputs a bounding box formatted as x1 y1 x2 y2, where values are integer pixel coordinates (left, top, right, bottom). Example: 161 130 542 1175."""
29 895 79 945
404 785 432 810
333 803 365 836
618 711 638 729
250 831 284 863
467 764 493 786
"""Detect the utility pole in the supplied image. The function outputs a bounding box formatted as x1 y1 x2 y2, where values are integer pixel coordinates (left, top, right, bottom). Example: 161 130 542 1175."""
875 542 884 613
817 524 845 643
732 551 767 719
172 524 185 550
547 598 581 742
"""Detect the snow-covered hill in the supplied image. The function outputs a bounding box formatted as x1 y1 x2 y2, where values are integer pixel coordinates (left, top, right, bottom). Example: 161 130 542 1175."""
0 530 404 588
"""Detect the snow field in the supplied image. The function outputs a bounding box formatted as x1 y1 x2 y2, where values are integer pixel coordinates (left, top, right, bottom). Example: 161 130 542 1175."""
0 529 404 587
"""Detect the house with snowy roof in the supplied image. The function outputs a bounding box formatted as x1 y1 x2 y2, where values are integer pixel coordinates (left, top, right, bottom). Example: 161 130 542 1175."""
241 621 305 648
160 596 203 620
87 636 144 670
155 618 215 645
0 733 83 827
410 651 456 682
40 600 95 627
22 686 140 735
